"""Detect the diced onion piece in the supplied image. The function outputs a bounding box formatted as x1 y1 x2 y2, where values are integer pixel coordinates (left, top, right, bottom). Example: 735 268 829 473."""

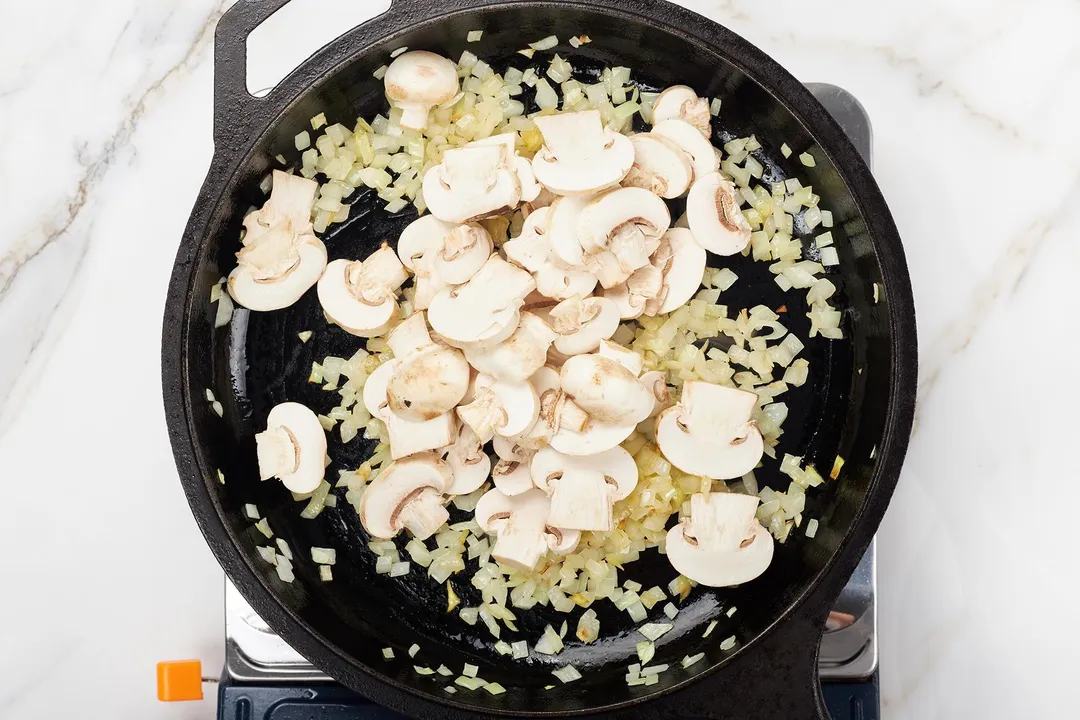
460 607 479 625
375 555 393 574
484 682 507 695
806 518 820 538
820 247 840 266
320 565 333 582
682 653 705 668
275 538 293 560
295 131 311 150
530 35 559 51
535 625 564 655
638 623 673 641
467 30 484 42
799 152 816 167
641 664 668 676
720 635 737 651
257 546 277 565
702 620 718 638
310 113 327 129
455 676 486 690
244 504 260 520
710 98 722 116
414 665 435 675
512 640 529 659
663 603 679 620
437 664 453 676
463 663 479 678
552 665 582 684
310 547 337 565
390 561 411 577
781 143 792 158
495 641 512 656
408 643 420 658
298 330 312 343
383 647 395 660
255 519 272 538
636 641 655 665
726 607 737 617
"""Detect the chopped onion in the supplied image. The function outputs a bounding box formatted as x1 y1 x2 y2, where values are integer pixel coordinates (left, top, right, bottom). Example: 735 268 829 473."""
511 640 529 659
414 665 435 676
576 609 600 643
820 247 840 267
710 97 722 116
799 152 816 168
530 35 559 51
806 519 820 538
455 675 486 690
781 143 792 158
638 623 673 641
726 606 737 617
275 538 293 560
382 647 394 660
459 607 479 625
535 625 564 655
719 635 737 651
408 643 420 658
641 663 668 676
484 682 507 695
463 663 479 678
444 686 457 694
375 555 393 574
552 665 582 684
437 664 453 676
243 504 259 520
534 78 559 110
467 30 484 42
636 641 655 665
275 556 294 583
663 603 679 620
390 561 411 577
255 519 272 538
257 546 277 565
320 565 333 582
702 620 718 638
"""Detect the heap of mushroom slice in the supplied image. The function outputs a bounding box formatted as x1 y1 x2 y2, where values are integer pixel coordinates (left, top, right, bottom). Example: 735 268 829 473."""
244 48 852 639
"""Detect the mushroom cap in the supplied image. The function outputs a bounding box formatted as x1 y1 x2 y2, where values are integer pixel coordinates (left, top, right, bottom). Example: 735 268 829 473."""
387 344 471 420
422 145 522 224
473 487 581 570
456 376 540 442
560 354 654 426
546 195 594 269
503 208 597 301
651 119 720 180
463 312 557 383
603 281 646 320
686 172 752 256
255 402 327 494
623 134 694 199
359 453 453 540
492 459 534 496
530 446 638 501
655 381 764 479
531 110 635 195
317 259 397 336
598 339 644 377
229 235 327 312
397 215 455 271
577 187 671 259
427 255 535 344
507 366 563 451
493 436 530 463
665 492 774 587
652 228 707 314
549 296 620 356
434 223 494 285
639 370 671 419
384 51 459 130
549 416 635 457
364 359 460 459
651 86 712 137
362 360 398 421
444 424 492 496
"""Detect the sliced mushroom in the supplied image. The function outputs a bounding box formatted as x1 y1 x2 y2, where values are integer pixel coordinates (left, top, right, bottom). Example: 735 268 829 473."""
443 424 492 496
427 255 535 345
603 263 665 320
666 492 774 587
363 359 459 460
546 195 594 269
255 402 327 494
397 215 455 270
530 446 638 531
471 133 542 203
651 86 712 137
491 459 534 496
474 488 580 571
359 453 453 540
385 313 470 421
623 134 694 199
549 417 636 457
463 312 557 383
577 187 671 289
651 119 720 181
548 295 620 355
686 172 752 256
531 110 635 196
493 436 531 463
428 223 493 285
412 253 450 311
229 171 327 312
645 228 707 315
507 366 561 451
422 144 522 224
503 207 598 301
639 370 671 419
456 376 539 442
598 339 644 376
383 51 459 131
560 354 654 427
655 380 764 479
317 244 408 336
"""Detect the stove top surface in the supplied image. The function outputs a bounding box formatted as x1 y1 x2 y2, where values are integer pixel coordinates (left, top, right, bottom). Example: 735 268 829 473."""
219 82 879 718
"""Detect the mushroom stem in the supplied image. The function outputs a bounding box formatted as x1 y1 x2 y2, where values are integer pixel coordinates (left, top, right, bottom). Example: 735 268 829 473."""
256 427 298 479
396 487 450 541
490 512 550 571
547 471 616 532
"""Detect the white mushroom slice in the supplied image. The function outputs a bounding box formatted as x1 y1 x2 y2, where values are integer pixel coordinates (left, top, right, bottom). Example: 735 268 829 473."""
383 50 459 131
598 339 644 377
255 402 327 494
317 244 409 336
387 334 471 422
456 377 539 442
242 171 318 242
603 262 665 321
686 172 752 256
422 144 522 224
359 453 454 540
546 195 594 269
646 228 707 315
470 133 542 203
651 86 712 137
508 367 563 451
531 110 635 196
434 223 494 285
397 215 455 270
474 488 580 571
491 459 534 496
412 253 450 311
363 359 460 460
463 312 557 383
666 492 774 587
623 134 694 199
493 436 531 463
444 424 492 496
503 208 597 301
550 418 635 457
427 255 535 344
560 354 654 426
522 187 557 218
655 380 764 479
603 282 644 320
651 119 720 180
548 296 620 356
578 187 671 263
530 446 638 531
639 370 671 419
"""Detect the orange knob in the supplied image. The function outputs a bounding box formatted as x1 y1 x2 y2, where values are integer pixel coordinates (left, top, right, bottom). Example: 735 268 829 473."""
156 660 204 702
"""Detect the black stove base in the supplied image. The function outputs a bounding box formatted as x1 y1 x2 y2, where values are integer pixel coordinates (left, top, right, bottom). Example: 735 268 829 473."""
217 675 880 720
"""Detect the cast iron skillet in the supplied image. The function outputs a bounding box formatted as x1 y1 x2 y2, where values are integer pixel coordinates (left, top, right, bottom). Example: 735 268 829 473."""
161 0 917 717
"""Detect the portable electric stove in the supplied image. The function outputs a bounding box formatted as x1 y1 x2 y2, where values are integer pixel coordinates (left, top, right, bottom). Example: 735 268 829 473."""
213 84 881 720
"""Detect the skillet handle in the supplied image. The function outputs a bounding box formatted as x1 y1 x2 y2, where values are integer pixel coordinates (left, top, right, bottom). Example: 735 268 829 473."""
660 609 830 720
212 0 399 147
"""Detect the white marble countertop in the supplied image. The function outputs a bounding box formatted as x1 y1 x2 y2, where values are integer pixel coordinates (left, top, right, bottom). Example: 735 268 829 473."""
1 0 1077 718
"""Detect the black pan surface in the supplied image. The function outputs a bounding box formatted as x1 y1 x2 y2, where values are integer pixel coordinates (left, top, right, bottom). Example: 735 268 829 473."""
162 1 916 718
